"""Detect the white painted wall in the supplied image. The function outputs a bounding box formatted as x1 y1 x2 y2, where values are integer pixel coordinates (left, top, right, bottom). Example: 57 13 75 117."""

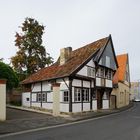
77 59 95 77
42 103 52 110
87 59 95 67
72 79 81 87
77 66 87 76
83 81 90 88
60 103 69 112
22 92 30 107
32 93 37 102
47 92 53 102
32 83 41 92
106 80 112 88
72 103 81 112
96 78 101 86
42 81 52 91
92 100 97 110
83 103 90 111
31 102 41 107
102 100 109 109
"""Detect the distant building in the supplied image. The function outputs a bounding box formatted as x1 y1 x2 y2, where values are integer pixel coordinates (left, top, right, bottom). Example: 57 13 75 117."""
111 54 130 108
131 82 140 100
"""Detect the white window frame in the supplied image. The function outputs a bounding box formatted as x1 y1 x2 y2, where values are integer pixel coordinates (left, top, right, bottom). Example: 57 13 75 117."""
83 88 89 102
74 88 81 102
37 93 41 102
37 92 46 102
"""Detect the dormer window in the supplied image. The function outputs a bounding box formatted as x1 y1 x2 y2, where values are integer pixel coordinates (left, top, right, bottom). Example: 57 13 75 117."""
106 69 112 80
96 67 105 78
87 66 95 78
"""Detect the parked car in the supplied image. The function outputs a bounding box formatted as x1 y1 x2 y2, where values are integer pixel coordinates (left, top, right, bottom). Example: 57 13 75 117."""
133 98 140 102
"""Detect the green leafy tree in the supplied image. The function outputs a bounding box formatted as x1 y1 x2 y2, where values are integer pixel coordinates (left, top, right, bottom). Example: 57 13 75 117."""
11 17 53 77
0 62 19 90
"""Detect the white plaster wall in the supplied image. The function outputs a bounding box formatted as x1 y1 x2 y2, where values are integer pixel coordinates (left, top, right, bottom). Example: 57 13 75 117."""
102 100 109 109
42 103 52 110
87 59 95 67
42 81 52 91
22 92 30 107
72 79 81 87
92 100 97 110
72 103 81 112
77 66 87 76
106 80 113 88
96 78 101 86
31 102 41 107
32 83 41 92
60 103 69 112
83 81 90 88
83 103 90 111
47 92 53 102
32 93 37 102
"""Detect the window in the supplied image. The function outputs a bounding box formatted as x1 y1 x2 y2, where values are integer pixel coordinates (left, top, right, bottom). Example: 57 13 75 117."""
83 88 89 102
42 93 46 102
74 88 81 102
87 66 95 77
37 92 47 102
37 93 41 102
26 98 30 101
96 67 105 78
63 91 69 102
74 88 90 102
100 67 104 77
106 69 112 80
106 56 110 67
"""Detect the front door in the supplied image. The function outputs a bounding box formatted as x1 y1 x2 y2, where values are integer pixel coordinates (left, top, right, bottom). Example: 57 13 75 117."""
97 90 104 109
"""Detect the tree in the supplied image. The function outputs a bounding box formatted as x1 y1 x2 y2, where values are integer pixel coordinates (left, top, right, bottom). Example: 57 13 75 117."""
0 62 19 90
11 17 53 77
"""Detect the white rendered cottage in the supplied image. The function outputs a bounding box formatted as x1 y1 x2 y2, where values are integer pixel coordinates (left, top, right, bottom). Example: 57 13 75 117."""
22 35 118 114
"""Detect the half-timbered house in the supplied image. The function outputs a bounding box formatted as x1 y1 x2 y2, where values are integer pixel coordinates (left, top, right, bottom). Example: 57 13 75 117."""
22 35 118 114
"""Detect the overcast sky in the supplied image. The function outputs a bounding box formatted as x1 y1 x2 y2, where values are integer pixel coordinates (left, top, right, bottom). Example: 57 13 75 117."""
0 0 140 81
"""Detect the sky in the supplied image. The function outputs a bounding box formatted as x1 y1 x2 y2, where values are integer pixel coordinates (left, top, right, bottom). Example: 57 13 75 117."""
0 0 140 81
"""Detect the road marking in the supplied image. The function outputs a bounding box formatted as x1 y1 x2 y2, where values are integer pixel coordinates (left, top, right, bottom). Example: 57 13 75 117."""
0 105 134 138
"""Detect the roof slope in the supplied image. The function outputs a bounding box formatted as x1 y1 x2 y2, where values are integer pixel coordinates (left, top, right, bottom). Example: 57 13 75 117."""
22 36 109 84
113 54 128 84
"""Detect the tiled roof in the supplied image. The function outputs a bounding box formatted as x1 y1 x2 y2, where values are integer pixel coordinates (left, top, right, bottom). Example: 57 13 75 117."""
22 36 109 84
113 54 128 84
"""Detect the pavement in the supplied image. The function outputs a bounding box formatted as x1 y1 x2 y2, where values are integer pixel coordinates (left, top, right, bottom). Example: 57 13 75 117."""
0 102 133 135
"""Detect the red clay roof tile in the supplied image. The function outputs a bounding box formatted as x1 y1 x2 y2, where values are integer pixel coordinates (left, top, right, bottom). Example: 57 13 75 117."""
113 54 128 84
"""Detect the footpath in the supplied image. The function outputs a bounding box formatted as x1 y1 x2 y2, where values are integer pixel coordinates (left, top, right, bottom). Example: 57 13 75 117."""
0 103 133 135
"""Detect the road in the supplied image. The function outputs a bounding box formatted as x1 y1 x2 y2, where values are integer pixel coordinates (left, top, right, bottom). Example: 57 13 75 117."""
1 103 140 140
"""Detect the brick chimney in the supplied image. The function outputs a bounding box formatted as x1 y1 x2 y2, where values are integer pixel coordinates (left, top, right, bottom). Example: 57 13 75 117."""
60 47 72 65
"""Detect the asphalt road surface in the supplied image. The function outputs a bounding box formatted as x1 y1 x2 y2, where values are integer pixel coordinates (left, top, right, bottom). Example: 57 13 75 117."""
1 103 140 140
